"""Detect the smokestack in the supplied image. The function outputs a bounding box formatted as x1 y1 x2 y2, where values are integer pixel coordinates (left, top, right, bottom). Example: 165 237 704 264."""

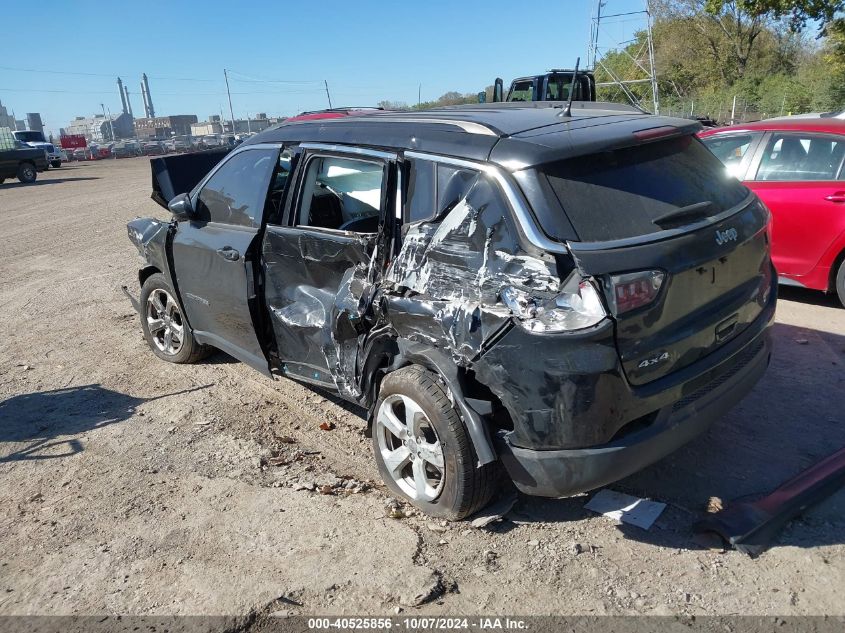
123 85 133 118
117 77 128 115
142 73 155 118
140 78 149 118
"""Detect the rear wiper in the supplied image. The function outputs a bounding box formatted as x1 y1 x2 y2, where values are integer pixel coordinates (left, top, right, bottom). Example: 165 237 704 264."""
652 201 713 228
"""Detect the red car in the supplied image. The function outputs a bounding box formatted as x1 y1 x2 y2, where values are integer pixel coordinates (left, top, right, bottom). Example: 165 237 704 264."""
284 107 383 123
699 117 845 306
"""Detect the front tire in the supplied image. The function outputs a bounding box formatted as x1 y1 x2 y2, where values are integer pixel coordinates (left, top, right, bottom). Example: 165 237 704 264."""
51 161 62 168
372 365 497 519
17 162 37 183
835 259 845 308
139 273 211 363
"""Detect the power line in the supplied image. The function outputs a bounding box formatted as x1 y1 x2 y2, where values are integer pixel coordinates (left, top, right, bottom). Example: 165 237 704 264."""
0 65 222 82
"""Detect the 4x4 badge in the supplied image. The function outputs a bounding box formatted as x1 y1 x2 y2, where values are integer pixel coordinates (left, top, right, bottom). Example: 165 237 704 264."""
638 351 670 369
716 227 738 245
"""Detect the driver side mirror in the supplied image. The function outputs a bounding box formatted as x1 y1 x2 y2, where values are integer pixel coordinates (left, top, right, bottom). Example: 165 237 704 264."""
168 193 195 221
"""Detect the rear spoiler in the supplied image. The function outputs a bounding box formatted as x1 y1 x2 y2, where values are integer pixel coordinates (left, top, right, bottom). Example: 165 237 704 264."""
150 149 230 209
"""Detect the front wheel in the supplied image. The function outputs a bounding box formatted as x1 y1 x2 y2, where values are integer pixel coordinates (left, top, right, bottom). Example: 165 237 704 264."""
17 162 37 183
835 259 845 308
139 273 211 363
372 365 497 519
51 161 62 168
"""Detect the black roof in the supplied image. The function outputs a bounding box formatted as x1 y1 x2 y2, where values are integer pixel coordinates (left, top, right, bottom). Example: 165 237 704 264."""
246 102 702 169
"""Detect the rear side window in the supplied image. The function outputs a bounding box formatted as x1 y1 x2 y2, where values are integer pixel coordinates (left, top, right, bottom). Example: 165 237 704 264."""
540 136 749 242
405 159 478 224
755 133 845 181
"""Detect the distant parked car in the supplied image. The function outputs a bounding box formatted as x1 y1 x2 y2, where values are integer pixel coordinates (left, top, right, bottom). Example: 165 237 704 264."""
72 147 89 161
700 117 845 306
173 137 192 153
142 142 165 156
202 135 223 147
112 143 135 159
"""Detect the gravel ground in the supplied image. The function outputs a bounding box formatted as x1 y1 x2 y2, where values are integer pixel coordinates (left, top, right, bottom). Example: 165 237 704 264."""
0 159 843 621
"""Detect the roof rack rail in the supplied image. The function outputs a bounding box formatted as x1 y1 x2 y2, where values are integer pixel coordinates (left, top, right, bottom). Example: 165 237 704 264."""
354 115 499 137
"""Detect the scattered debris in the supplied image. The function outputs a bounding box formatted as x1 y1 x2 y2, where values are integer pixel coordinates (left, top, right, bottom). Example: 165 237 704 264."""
695 446 845 556
277 436 297 444
470 491 517 528
706 496 724 514
795 339 809 345
427 523 448 534
319 421 335 431
584 489 667 530
293 481 316 492
319 485 334 495
385 498 406 519
568 542 583 556
193 419 212 426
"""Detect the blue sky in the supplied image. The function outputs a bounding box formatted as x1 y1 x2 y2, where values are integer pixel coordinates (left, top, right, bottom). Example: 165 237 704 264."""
0 0 648 135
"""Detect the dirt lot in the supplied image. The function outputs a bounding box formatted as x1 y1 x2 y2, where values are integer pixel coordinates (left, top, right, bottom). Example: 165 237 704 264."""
1 159 843 620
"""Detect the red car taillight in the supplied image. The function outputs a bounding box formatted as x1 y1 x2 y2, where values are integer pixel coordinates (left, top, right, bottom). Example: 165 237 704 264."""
606 270 665 315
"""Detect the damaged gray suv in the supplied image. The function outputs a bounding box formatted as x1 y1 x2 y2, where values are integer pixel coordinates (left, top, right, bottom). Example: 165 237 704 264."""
127 102 776 519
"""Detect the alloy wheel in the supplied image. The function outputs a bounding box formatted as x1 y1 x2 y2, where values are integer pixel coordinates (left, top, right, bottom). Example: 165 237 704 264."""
376 393 445 502
145 288 185 356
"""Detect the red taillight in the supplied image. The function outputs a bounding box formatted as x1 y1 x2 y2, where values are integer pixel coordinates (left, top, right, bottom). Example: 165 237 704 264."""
607 271 665 315
633 126 678 141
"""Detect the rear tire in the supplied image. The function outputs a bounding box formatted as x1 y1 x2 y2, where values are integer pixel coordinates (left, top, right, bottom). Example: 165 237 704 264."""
17 162 37 183
372 365 497 519
139 273 212 363
835 259 845 308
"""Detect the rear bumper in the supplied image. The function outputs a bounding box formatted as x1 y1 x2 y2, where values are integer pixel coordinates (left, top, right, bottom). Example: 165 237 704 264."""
496 330 771 497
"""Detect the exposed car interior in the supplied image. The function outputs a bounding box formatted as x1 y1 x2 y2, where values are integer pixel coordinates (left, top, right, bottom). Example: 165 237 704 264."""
297 156 384 232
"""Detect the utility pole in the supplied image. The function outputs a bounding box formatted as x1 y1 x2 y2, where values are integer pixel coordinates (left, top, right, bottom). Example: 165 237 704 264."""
780 94 787 116
224 69 236 135
247 112 251 134
101 103 115 142
418 84 421 108
731 95 737 125
324 80 333 109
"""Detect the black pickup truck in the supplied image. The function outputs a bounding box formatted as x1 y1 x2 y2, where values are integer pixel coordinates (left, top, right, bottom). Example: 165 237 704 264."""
0 142 48 184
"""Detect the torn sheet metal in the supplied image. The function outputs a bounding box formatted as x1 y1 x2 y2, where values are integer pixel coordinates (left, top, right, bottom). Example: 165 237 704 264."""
263 225 376 394
695 446 845 556
585 489 666 530
385 174 563 367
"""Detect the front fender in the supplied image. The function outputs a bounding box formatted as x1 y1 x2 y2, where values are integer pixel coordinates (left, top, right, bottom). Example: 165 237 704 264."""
127 217 169 275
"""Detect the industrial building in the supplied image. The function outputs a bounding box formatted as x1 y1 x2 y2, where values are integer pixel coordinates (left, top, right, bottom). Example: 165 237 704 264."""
134 115 198 140
191 114 273 136
0 100 16 130
64 113 135 142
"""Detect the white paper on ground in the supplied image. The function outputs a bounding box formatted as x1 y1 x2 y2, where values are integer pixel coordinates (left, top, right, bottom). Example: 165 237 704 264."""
584 489 667 530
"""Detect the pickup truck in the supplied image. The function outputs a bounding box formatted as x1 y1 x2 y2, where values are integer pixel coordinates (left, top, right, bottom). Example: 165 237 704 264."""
13 130 63 168
492 69 596 103
0 142 48 184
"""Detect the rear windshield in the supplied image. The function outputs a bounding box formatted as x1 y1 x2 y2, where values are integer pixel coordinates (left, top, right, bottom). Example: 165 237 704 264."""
540 135 749 242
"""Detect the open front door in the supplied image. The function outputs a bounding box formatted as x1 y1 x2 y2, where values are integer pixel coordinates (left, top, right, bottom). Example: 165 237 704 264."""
171 147 280 375
261 147 394 392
